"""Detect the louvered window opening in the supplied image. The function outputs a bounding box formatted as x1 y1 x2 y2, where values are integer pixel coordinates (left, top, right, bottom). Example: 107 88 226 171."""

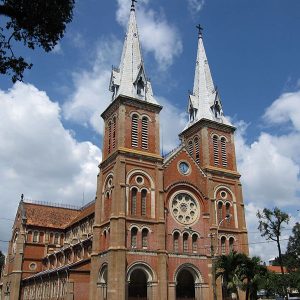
194 137 200 164
131 228 137 248
218 202 223 222
192 235 198 252
141 190 147 216
213 136 219 165
131 115 138 147
112 117 116 149
221 138 227 167
141 117 148 149
229 238 234 252
108 121 112 153
188 141 193 157
173 233 179 252
131 188 137 215
142 229 148 248
183 234 188 253
221 237 226 254
226 203 230 222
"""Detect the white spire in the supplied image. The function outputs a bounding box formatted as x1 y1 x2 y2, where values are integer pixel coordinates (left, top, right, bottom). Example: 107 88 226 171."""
185 27 231 129
109 2 157 104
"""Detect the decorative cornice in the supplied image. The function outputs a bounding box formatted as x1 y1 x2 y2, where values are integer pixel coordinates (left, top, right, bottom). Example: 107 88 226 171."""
203 165 241 178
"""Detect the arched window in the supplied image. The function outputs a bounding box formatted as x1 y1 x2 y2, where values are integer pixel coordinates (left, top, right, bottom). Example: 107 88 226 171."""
131 227 138 248
226 203 231 222
183 233 189 253
142 228 148 248
221 237 226 255
194 137 200 164
108 121 112 153
141 189 147 216
229 237 235 252
218 202 223 222
173 232 179 252
221 137 227 167
192 234 198 253
188 140 193 157
131 188 137 215
141 117 148 150
213 135 219 166
33 231 39 243
54 233 59 245
112 116 116 149
131 114 138 148
137 77 145 96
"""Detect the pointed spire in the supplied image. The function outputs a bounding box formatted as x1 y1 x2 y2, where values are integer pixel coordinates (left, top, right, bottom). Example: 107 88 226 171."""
185 26 230 129
109 1 157 104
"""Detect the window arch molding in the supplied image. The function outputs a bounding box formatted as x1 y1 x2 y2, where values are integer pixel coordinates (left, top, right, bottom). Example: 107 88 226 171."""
127 261 157 283
173 263 203 284
102 172 114 193
126 170 155 218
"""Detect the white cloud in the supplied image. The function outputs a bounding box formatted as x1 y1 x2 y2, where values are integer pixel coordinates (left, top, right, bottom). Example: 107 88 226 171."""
116 0 182 70
158 97 187 153
63 37 123 134
187 0 205 14
234 89 300 260
52 42 63 54
0 82 101 252
263 90 300 131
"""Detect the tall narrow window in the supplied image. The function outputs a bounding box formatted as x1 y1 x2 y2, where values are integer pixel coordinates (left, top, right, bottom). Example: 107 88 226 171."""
226 203 230 222
194 137 200 164
142 228 148 248
108 121 112 153
33 231 39 243
141 189 147 216
218 202 223 222
213 135 219 165
188 140 193 157
183 233 189 253
173 232 179 252
141 117 148 150
192 234 198 253
112 117 116 149
131 114 138 147
54 233 59 245
229 237 234 252
131 188 137 215
131 228 138 248
221 237 226 254
221 137 227 167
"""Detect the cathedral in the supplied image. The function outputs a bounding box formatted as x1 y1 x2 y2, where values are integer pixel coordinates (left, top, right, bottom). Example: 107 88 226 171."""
0 2 248 300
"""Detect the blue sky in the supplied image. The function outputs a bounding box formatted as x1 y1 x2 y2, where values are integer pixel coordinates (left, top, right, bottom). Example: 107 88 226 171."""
0 0 300 262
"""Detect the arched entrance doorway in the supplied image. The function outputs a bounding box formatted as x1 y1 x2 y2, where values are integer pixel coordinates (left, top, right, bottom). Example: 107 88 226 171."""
176 269 195 300
128 269 147 300
97 264 108 300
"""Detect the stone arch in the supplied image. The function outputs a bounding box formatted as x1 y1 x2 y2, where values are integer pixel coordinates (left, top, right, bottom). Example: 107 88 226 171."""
174 264 204 300
126 169 155 218
214 185 238 228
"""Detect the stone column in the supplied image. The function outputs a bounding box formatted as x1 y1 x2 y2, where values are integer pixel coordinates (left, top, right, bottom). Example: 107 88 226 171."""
168 282 176 300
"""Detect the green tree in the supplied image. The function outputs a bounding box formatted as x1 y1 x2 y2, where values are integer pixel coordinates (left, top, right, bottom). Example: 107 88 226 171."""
0 250 5 272
257 207 290 299
238 255 268 300
215 251 245 300
286 222 300 270
0 0 75 82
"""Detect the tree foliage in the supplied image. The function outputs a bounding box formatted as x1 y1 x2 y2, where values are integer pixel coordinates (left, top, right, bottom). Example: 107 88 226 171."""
0 250 5 272
286 222 300 270
0 0 75 82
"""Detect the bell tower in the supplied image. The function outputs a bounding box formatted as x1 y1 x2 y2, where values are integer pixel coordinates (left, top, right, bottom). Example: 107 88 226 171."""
90 2 167 300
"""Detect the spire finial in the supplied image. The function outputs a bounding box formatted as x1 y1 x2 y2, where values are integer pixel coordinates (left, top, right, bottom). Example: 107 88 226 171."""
21 193 24 201
196 24 203 38
131 0 137 11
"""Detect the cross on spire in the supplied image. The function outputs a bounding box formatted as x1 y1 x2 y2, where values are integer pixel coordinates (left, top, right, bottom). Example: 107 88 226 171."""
131 0 137 10
196 24 203 37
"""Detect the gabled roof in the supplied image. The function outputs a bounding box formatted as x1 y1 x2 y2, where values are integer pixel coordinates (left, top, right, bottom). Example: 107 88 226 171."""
24 202 80 229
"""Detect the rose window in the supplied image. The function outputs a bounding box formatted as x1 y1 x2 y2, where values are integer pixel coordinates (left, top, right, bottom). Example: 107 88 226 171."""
170 193 199 225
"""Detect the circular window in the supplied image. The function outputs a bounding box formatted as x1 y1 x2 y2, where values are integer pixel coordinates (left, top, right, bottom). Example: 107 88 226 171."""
107 177 113 188
29 262 37 270
220 191 227 199
135 176 144 185
178 161 190 175
170 192 199 225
